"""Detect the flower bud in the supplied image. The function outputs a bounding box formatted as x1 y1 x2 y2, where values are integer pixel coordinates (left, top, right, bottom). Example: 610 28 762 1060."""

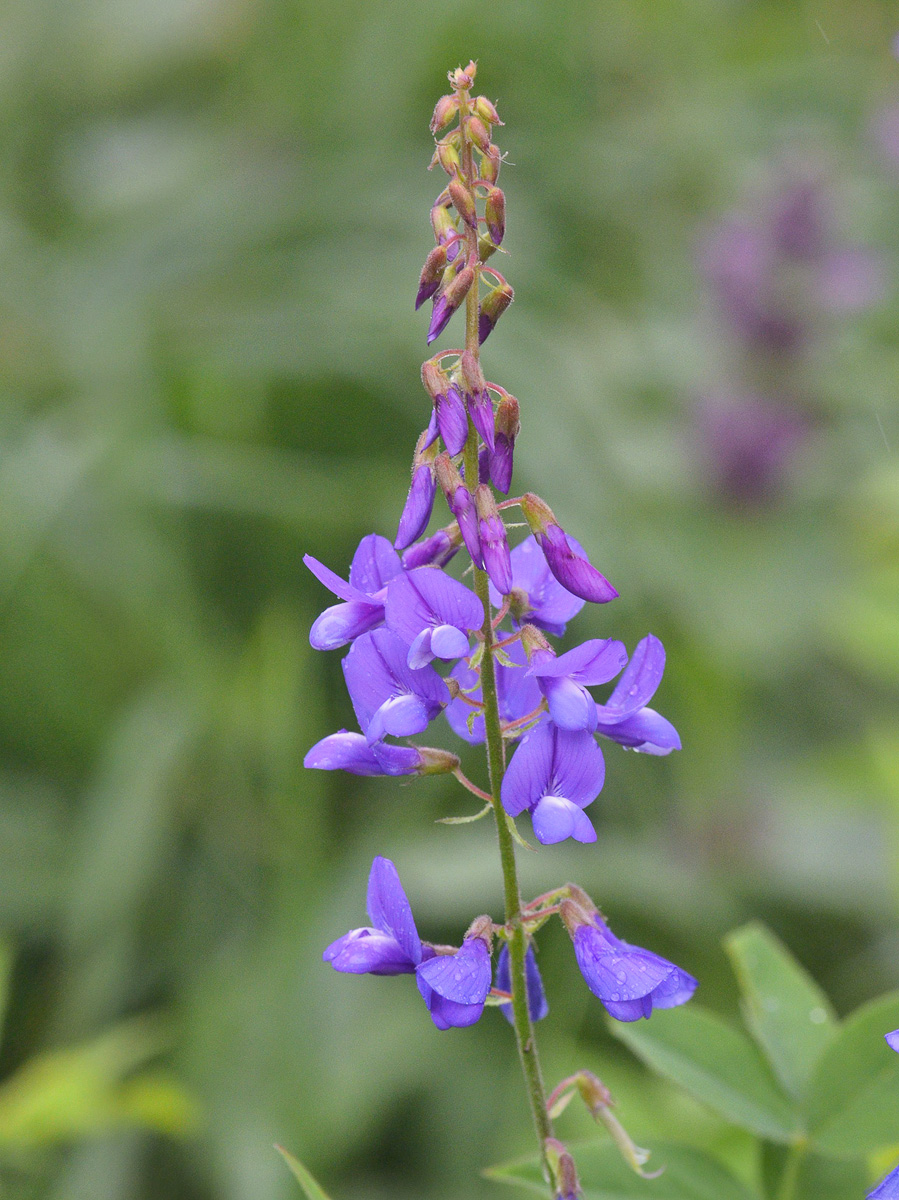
520 494 618 604
430 94 460 135
448 178 478 230
459 350 495 450
473 96 503 126
436 136 462 176
444 262 475 308
395 431 438 550
465 115 491 153
436 453 481 565
449 61 477 90
544 1139 581 1200
416 244 448 310
401 524 462 570
415 746 461 775
475 484 512 594
485 187 506 245
427 264 474 345
479 143 502 184
478 282 514 343
431 199 457 244
490 392 519 493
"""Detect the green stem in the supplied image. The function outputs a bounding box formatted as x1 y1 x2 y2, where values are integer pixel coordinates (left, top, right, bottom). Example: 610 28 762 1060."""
457 87 555 1188
775 1141 807 1200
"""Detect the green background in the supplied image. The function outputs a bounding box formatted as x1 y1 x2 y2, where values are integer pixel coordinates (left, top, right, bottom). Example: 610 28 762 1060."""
0 0 898 1196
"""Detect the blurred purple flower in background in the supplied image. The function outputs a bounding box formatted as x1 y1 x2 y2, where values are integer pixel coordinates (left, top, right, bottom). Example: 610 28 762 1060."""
695 166 882 506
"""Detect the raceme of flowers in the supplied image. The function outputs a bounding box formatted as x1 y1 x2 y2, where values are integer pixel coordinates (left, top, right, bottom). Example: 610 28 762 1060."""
303 65 695 1200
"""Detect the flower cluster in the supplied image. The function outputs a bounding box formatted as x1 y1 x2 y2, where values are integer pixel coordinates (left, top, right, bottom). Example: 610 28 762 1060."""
695 167 881 505
305 60 695 1193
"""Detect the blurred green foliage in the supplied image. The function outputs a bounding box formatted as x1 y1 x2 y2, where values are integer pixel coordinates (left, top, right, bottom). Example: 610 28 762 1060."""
0 0 898 1196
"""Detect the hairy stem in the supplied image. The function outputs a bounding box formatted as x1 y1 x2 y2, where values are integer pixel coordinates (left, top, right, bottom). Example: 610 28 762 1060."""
457 86 555 1187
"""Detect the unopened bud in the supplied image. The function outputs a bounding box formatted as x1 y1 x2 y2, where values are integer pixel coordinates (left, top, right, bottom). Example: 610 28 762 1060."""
485 187 506 246
443 262 475 307
430 94 460 135
465 115 491 153
449 61 477 90
416 244 448 310
473 96 503 126
480 143 502 184
519 492 556 536
448 178 478 230
431 200 457 244
495 393 520 440
401 524 461 570
490 393 519 493
416 746 461 775
478 282 514 343
436 136 462 176
544 1139 581 1200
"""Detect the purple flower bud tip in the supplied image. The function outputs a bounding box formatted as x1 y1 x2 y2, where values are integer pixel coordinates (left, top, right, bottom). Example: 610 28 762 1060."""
415 279 440 310
427 296 452 344
478 312 495 344
886 1029 899 1054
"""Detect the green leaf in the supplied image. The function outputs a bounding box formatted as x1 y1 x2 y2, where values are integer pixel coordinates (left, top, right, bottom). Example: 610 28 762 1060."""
609 1005 798 1141
485 1140 757 1199
805 991 899 1158
724 922 837 1099
275 1145 332 1199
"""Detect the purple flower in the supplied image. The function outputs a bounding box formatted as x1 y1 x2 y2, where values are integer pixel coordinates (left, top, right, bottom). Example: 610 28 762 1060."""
447 483 482 566
536 524 617 605
385 567 484 668
520 495 617 605
886 1030 899 1053
395 437 438 550
594 635 681 756
869 1162 899 1199
324 856 422 975
495 944 549 1024
428 295 454 344
528 639 628 732
501 722 604 845
466 385 495 450
343 628 449 743
570 912 697 1021
490 394 519 494
445 637 542 745
476 485 512 595
305 535 403 651
435 384 469 456
489 535 585 637
695 392 811 508
416 934 492 1030
401 528 461 570
304 730 423 776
